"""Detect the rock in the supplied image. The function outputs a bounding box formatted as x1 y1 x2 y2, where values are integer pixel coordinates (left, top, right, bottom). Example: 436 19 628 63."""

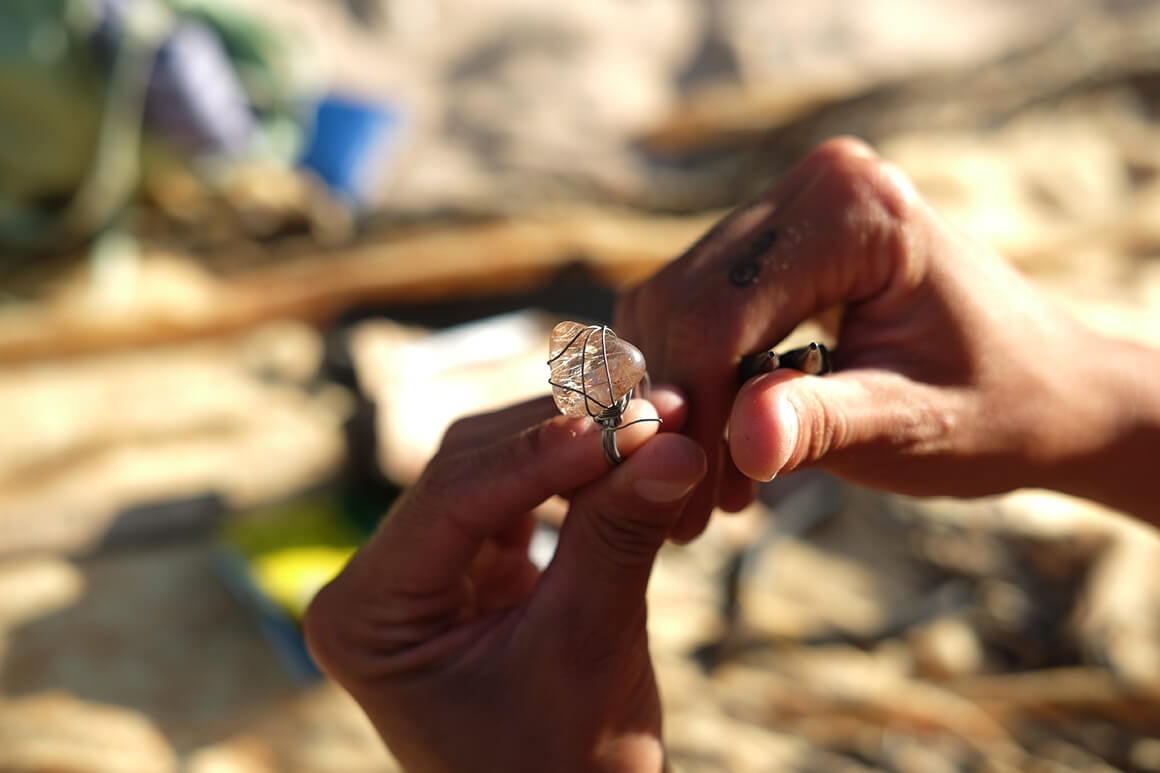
909 616 986 681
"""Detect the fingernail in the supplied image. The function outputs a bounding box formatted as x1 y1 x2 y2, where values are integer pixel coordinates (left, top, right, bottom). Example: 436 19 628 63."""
635 477 698 504
775 395 799 477
628 437 707 503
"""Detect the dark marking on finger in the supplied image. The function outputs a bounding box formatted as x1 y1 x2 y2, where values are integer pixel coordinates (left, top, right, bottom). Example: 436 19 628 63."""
729 260 761 287
729 228 778 288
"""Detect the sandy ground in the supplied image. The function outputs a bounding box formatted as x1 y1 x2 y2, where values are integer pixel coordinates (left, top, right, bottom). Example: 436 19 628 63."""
2 0 1160 770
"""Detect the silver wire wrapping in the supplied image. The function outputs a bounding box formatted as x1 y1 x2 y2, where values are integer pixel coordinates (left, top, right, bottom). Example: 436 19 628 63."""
547 322 658 466
601 420 624 465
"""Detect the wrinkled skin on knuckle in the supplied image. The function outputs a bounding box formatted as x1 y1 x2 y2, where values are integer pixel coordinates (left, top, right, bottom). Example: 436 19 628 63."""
814 148 926 304
907 389 960 448
306 556 476 687
587 517 664 572
303 578 356 681
658 141 926 368
866 195 928 300
303 564 409 684
492 423 560 494
580 501 669 573
785 387 845 471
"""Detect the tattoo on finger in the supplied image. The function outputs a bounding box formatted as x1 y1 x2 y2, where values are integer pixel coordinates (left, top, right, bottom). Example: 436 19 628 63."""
729 228 779 288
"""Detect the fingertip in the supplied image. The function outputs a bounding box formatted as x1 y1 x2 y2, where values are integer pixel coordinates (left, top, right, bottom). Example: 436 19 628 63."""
645 383 689 431
718 471 757 513
669 442 728 543
626 433 707 505
730 371 801 481
669 508 712 544
631 434 700 482
611 398 662 458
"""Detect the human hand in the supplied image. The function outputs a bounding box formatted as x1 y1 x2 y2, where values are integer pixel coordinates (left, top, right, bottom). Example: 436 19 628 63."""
617 137 1150 540
304 393 706 773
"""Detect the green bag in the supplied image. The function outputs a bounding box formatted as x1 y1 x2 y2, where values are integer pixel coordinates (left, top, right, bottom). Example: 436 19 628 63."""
0 0 308 254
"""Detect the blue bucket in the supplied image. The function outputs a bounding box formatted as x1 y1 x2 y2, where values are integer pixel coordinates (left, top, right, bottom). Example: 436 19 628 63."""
298 94 403 208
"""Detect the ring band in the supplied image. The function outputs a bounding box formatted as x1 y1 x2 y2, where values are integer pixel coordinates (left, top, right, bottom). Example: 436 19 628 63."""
602 424 623 466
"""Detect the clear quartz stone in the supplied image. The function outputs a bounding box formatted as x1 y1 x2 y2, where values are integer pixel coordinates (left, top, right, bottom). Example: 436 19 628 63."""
548 321 646 418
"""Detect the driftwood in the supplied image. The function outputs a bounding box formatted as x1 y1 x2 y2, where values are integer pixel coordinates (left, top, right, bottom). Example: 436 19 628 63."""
0 209 715 364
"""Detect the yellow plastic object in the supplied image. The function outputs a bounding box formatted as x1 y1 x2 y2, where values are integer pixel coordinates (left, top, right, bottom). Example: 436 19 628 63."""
249 545 355 619
220 492 365 621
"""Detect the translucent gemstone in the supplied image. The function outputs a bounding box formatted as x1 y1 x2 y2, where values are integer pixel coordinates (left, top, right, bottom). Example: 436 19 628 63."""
548 321 646 418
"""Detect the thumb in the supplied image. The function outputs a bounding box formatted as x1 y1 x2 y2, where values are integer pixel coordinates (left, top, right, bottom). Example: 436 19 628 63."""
532 434 707 638
729 367 948 482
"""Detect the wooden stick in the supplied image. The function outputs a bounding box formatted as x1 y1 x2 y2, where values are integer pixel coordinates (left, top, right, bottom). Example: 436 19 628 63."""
0 209 718 364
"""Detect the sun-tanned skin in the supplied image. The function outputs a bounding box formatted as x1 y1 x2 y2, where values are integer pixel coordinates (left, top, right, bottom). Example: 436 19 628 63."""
616 137 1160 541
306 138 1160 772
307 394 704 773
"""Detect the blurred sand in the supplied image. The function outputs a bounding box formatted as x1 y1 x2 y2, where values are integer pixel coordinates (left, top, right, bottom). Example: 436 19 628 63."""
1 0 1159 770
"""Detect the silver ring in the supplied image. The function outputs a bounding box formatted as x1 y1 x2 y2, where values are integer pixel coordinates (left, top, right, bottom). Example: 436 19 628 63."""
602 424 623 466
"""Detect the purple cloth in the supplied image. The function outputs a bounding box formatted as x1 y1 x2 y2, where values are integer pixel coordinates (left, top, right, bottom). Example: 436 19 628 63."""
92 0 255 157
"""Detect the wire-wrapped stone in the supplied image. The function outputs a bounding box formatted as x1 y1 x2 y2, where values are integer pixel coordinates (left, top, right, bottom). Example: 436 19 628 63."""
548 321 646 419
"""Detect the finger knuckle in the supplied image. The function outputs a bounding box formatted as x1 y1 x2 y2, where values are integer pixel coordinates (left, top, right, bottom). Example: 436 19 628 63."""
809 136 876 168
484 424 550 488
900 397 959 455
820 149 900 218
401 453 475 536
511 421 552 465
809 146 927 296
802 138 912 223
302 580 351 677
583 506 667 571
304 566 441 686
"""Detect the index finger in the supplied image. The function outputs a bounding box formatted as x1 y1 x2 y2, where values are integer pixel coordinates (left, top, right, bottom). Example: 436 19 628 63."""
346 397 665 595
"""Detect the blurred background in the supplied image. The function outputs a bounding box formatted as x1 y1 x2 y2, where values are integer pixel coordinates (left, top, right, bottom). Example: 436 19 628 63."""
2 0 1160 770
